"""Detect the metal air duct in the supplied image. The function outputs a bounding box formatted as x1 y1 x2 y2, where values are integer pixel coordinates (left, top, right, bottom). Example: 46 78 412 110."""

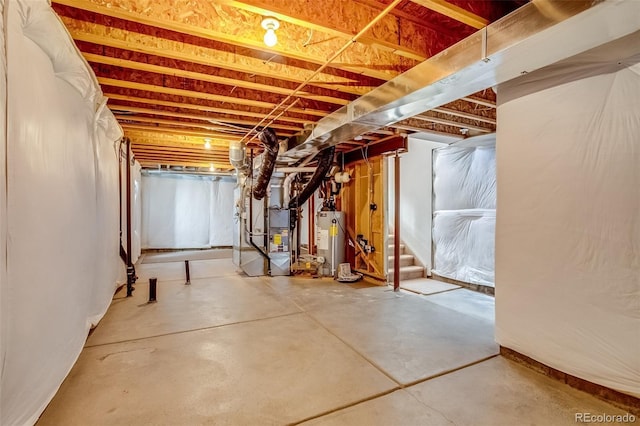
283 0 640 158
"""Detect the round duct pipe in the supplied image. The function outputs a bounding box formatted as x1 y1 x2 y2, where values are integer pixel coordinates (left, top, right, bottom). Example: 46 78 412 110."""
229 140 247 170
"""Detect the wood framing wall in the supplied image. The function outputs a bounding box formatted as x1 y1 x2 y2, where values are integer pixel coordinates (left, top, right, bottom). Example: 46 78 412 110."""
342 156 386 281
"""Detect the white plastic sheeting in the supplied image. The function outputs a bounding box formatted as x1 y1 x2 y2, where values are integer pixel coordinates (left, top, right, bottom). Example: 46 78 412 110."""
0 1 124 424
131 160 142 263
141 174 235 249
118 153 142 264
432 136 496 286
495 41 640 396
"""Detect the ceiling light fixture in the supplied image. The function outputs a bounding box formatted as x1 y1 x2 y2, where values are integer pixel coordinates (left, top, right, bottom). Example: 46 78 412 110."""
209 163 215 172
204 138 212 149
261 17 279 47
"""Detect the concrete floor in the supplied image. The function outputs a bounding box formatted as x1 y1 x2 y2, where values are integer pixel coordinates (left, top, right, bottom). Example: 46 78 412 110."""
37 258 630 425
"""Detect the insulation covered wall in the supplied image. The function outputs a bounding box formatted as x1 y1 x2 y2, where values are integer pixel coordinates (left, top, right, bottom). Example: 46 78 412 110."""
0 1 124 424
432 136 496 286
141 174 235 249
496 54 640 396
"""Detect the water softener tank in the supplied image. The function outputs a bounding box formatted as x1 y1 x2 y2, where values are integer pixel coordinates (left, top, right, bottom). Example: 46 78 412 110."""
316 211 345 277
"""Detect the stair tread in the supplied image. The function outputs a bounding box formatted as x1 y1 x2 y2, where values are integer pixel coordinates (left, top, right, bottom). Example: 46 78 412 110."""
389 254 414 259
388 265 424 272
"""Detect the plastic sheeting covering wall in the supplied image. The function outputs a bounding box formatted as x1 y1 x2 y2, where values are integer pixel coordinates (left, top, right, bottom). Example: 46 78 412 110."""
432 135 496 286
120 158 142 263
0 1 125 424
141 174 235 249
495 48 640 396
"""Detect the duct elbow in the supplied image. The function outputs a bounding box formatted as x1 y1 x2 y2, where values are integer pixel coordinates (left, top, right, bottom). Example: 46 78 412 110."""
288 145 335 209
251 128 279 200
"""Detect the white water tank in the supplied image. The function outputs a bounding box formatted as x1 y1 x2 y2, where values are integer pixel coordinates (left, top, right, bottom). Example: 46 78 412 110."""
316 211 345 276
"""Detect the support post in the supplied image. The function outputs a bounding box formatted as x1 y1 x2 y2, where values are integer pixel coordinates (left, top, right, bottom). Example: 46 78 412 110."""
185 260 191 285
393 150 401 292
309 195 315 255
148 278 157 303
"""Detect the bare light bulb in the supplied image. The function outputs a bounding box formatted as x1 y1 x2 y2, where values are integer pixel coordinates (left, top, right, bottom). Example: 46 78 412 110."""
204 138 212 149
261 17 279 47
263 28 277 47
209 164 215 172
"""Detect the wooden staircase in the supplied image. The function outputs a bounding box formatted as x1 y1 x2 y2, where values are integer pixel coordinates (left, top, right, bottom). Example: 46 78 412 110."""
388 236 425 281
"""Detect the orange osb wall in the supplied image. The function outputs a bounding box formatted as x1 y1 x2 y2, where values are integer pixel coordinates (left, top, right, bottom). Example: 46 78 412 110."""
341 156 387 281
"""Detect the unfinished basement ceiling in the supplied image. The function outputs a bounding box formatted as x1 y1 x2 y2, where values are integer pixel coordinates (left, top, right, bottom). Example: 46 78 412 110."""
52 0 526 170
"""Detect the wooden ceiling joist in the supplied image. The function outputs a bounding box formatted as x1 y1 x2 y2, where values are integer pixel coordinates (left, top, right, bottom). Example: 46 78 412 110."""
410 114 494 133
100 78 330 118
409 0 488 29
432 106 496 125
116 115 296 138
58 15 376 96
125 131 232 148
105 94 314 126
392 120 467 137
133 152 229 163
55 1 415 81
110 105 303 133
214 0 446 61
462 96 496 108
131 146 229 156
98 77 328 117
121 124 244 141
93 65 339 114
137 159 232 168
86 53 353 106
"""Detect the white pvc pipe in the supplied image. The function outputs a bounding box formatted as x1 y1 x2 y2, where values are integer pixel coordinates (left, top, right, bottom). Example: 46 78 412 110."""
275 167 316 173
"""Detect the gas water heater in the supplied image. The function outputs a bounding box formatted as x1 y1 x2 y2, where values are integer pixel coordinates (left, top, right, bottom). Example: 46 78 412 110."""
316 211 345 276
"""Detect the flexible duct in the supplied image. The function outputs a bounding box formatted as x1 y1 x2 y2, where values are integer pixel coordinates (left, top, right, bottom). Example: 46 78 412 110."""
251 128 279 200
288 145 335 209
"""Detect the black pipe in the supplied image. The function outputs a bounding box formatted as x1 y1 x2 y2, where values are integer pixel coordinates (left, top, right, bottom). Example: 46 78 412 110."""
296 207 301 259
247 149 271 273
185 260 191 285
263 197 270 275
251 128 279 200
288 146 335 209
148 278 157 303
125 137 137 297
